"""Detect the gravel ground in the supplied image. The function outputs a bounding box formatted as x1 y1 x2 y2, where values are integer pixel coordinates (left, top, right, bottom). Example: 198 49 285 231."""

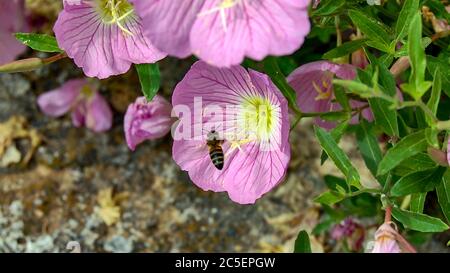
0 57 329 253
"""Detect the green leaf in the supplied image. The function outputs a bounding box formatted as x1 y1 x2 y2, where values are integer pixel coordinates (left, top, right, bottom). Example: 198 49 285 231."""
323 39 367 60
15 33 63 53
264 57 298 112
391 167 446 197
355 120 385 185
334 85 351 111
394 38 432 57
348 10 392 53
135 63 161 101
314 191 346 206
425 128 440 148
320 120 349 164
392 207 449 232
410 192 427 214
368 98 399 137
324 175 348 193
332 79 373 98
294 230 312 253
394 153 437 176
436 170 450 223
312 0 346 16
395 0 420 41
425 68 441 126
377 62 397 96
319 112 349 122
357 67 398 137
315 126 360 188
427 56 450 97
377 130 428 176
400 12 432 100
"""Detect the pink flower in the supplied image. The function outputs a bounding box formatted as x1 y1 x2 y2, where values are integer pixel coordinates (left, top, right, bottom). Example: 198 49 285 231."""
54 0 166 79
287 61 373 129
331 218 365 252
0 0 28 65
124 95 173 151
351 49 369 69
37 78 113 132
171 61 290 204
131 0 311 67
371 223 401 253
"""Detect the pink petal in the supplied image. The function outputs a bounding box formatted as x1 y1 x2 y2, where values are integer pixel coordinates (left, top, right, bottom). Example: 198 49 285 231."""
124 96 173 150
37 79 85 117
130 0 205 58
85 92 113 132
191 0 310 67
54 1 165 79
223 141 290 204
372 239 401 253
0 0 27 64
371 223 401 253
287 61 362 129
71 101 86 128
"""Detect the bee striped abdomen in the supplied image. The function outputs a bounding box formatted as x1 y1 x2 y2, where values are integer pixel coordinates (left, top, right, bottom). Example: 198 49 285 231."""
209 146 224 170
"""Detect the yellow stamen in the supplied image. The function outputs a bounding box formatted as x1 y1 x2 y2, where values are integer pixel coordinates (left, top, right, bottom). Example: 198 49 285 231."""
98 0 135 36
313 78 333 101
197 0 240 32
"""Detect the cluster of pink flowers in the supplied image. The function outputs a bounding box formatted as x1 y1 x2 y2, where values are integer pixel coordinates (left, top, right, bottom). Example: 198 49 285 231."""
33 0 381 204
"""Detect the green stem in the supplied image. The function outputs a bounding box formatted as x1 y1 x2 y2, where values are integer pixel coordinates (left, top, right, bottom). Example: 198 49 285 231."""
437 120 450 131
347 188 381 198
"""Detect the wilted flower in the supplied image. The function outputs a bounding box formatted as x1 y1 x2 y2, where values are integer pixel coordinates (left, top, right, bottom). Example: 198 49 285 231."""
371 223 401 253
0 0 28 65
331 218 365 252
351 48 369 69
54 0 166 79
287 61 373 129
131 0 311 67
37 78 113 132
124 95 173 151
171 61 290 204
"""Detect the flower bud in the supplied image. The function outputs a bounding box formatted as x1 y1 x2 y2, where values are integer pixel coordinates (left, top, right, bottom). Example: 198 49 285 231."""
124 96 173 150
0 58 44 73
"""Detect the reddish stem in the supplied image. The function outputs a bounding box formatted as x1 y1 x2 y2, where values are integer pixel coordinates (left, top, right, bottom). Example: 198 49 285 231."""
384 206 392 223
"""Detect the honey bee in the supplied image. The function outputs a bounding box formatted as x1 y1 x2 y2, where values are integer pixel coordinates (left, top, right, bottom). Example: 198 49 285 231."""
206 130 224 170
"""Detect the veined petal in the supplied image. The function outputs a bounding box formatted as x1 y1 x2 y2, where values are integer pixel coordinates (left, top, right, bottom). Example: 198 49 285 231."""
130 0 205 58
86 92 113 132
54 0 165 79
172 139 235 192
190 0 310 67
37 79 85 117
223 141 290 204
287 61 362 129
124 96 173 150
172 61 290 204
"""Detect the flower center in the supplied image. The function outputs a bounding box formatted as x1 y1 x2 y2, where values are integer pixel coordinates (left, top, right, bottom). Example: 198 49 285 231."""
236 96 278 144
96 0 135 35
313 72 334 101
80 84 95 98
197 0 241 32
